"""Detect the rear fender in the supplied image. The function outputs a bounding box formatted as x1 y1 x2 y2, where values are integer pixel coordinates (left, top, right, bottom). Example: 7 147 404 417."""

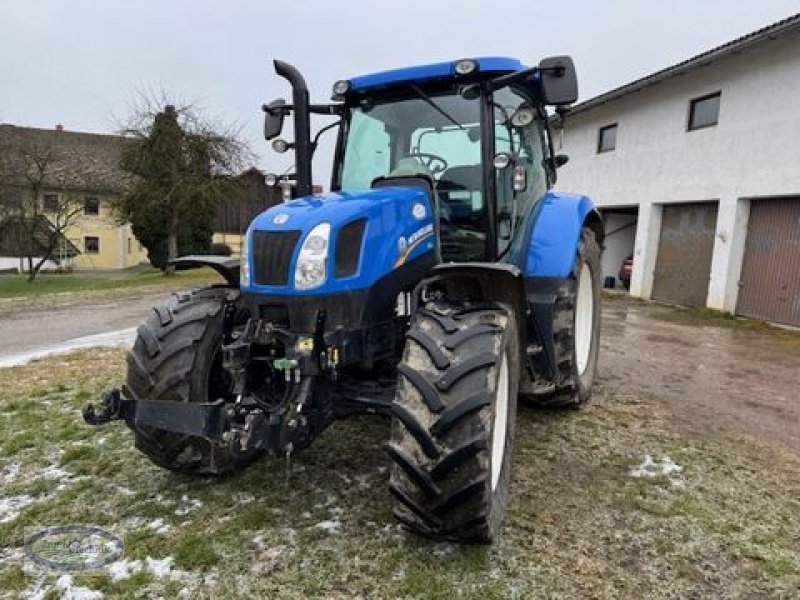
169 255 239 287
521 191 603 278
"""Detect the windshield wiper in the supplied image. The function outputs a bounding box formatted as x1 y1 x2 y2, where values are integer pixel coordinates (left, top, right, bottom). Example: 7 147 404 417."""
409 84 465 131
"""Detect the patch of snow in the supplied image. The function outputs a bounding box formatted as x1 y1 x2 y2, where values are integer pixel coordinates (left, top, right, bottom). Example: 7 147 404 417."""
41 464 71 480
0 327 137 369
40 464 80 491
24 581 47 600
116 486 135 497
55 574 104 600
630 454 685 487
146 556 174 578
120 516 147 531
174 494 203 516
314 519 341 534
1 461 21 484
234 492 255 505
147 518 171 534
0 494 34 523
432 542 458 556
108 559 142 582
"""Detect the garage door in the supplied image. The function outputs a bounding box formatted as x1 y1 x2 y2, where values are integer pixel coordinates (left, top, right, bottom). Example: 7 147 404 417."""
736 197 800 327
652 202 718 307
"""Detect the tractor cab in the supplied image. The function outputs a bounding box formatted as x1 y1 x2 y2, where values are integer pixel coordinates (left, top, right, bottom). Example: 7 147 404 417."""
265 57 578 264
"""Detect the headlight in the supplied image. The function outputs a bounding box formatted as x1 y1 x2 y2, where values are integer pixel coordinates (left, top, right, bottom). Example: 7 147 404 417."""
294 223 331 290
240 228 252 287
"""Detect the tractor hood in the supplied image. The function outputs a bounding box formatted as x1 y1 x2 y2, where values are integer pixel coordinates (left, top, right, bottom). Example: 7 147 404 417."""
241 187 437 295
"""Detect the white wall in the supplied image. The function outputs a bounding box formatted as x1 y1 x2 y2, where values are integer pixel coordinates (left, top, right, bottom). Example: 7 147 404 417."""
557 30 800 311
599 211 637 284
0 256 61 272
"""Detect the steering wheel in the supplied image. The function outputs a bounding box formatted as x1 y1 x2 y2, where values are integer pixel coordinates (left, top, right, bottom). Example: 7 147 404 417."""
409 151 448 175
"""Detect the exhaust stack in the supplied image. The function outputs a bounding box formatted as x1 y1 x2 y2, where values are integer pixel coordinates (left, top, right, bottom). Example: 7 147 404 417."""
274 60 313 197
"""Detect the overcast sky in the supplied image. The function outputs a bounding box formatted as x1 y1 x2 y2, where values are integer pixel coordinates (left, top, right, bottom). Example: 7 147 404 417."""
2 0 799 185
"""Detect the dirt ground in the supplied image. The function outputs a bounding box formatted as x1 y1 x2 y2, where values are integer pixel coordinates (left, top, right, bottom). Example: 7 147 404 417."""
600 295 800 454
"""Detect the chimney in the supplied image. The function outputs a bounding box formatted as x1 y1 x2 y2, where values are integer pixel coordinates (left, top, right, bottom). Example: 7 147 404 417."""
55 123 64 133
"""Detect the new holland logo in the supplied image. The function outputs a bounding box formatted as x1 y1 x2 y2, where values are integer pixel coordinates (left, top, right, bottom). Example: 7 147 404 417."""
273 213 289 225
395 223 433 268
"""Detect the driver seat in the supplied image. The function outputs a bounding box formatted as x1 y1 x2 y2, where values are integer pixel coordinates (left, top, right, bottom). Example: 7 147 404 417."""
387 157 435 180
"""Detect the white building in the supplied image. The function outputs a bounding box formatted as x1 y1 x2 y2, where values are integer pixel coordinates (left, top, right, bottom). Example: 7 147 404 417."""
556 14 800 327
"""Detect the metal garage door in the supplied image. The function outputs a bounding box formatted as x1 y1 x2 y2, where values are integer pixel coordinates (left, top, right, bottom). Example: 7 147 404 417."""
652 202 718 307
736 197 800 327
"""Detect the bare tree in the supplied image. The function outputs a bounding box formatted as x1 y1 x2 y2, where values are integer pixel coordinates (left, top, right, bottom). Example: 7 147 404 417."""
0 133 83 281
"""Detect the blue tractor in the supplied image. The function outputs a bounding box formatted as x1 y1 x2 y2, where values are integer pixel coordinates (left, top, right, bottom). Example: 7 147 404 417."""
85 56 603 542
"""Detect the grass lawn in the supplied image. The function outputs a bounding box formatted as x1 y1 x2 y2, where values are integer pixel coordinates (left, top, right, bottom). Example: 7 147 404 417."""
0 268 221 306
0 350 798 598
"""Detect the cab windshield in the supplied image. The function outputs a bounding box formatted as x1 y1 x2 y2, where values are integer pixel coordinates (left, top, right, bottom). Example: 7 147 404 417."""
336 87 547 261
338 91 486 260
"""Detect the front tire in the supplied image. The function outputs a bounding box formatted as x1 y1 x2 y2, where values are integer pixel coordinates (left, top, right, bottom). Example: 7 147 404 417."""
126 287 259 475
388 300 519 542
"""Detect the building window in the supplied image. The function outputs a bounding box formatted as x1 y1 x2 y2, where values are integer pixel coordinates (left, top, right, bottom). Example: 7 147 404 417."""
127 237 132 254
597 124 617 153
688 92 721 131
85 236 100 254
84 196 99 215
43 194 59 212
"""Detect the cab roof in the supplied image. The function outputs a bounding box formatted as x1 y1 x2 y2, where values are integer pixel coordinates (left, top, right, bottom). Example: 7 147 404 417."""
349 57 527 92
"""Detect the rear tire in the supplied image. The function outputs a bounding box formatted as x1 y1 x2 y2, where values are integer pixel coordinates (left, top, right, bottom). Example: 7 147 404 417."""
534 227 602 408
126 287 259 475
388 300 519 542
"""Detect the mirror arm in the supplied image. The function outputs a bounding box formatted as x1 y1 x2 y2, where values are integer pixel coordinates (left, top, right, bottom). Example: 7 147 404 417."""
481 64 564 94
310 104 343 116
263 103 343 116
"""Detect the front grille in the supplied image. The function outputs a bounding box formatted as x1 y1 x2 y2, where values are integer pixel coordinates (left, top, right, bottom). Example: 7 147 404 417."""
252 230 301 286
334 219 366 278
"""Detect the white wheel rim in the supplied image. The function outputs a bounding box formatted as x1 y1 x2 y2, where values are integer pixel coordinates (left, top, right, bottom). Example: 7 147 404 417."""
575 262 594 375
491 351 510 491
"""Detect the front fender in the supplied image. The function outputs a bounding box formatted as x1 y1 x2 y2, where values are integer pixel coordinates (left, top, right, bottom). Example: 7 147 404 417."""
522 192 603 278
169 255 239 287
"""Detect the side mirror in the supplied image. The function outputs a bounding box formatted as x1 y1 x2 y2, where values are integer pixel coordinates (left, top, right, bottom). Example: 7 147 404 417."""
554 154 569 168
262 98 287 141
538 56 578 106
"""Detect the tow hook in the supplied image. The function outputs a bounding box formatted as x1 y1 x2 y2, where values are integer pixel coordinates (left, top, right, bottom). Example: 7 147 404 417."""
83 389 130 425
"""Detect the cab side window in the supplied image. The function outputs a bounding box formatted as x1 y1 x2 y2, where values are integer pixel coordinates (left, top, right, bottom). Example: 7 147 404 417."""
492 88 548 255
